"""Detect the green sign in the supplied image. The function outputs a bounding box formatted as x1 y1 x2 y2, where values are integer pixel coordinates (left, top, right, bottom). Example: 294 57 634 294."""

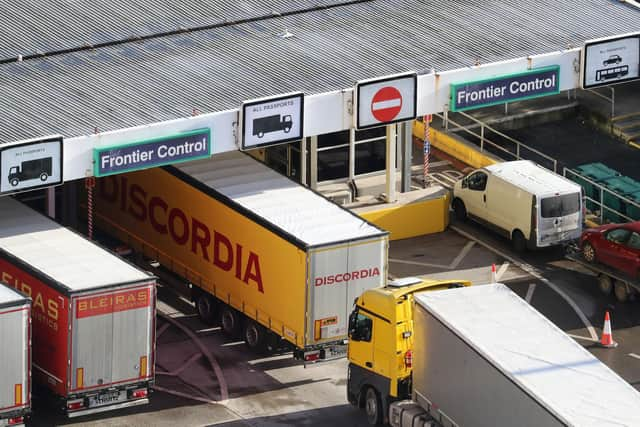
450 66 560 112
94 128 211 177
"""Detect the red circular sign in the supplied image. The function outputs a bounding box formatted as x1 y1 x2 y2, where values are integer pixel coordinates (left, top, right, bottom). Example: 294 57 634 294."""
371 86 403 122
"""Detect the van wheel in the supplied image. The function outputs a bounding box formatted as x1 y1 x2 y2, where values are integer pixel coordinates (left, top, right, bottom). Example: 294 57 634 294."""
243 320 267 353
196 294 218 325
452 199 467 221
221 307 242 337
512 230 527 253
614 280 629 303
364 387 382 426
598 275 613 296
582 242 596 263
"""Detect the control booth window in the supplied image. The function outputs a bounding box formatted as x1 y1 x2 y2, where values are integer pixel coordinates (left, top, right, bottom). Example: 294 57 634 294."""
355 127 386 176
318 131 349 182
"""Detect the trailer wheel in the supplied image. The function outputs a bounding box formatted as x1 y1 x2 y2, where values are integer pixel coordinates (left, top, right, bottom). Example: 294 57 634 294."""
512 230 527 253
221 307 242 337
10 178 18 186
243 320 267 353
196 294 218 325
40 172 48 181
582 242 596 263
364 387 382 426
597 274 613 296
452 199 467 221
614 280 629 303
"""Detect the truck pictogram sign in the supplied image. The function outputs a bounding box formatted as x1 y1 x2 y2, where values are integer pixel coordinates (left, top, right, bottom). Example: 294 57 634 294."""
0 136 63 195
241 92 304 150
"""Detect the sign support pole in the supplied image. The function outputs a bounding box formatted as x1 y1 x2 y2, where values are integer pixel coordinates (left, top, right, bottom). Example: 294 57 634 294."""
423 115 432 188
385 124 397 203
85 177 95 240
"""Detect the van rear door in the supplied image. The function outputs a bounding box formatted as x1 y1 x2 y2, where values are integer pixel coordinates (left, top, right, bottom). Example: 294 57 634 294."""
70 283 155 397
537 192 582 247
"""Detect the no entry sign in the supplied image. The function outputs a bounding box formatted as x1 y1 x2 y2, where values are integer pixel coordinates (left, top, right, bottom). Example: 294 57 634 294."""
355 72 417 130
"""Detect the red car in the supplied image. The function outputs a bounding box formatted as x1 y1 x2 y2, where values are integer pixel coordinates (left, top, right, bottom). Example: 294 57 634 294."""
580 221 640 278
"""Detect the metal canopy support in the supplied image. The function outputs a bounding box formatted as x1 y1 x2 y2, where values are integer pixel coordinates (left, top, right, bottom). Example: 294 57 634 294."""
46 187 55 219
300 138 307 186
310 135 318 190
400 121 413 193
385 124 397 203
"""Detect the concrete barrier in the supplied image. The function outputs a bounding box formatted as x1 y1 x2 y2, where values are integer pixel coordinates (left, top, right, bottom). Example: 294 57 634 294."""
354 189 450 241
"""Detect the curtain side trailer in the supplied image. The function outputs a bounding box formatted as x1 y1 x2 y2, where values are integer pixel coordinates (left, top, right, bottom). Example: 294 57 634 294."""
0 283 30 427
95 151 389 361
0 197 156 418
390 284 640 427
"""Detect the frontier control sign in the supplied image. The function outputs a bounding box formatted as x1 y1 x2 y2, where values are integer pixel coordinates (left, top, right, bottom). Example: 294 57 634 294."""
450 66 560 112
94 128 211 177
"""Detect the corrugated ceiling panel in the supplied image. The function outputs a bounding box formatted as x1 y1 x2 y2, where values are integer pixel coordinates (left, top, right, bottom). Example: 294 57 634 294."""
0 0 638 142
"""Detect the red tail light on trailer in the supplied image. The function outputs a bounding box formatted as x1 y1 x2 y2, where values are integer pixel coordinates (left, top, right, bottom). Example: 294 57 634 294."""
130 388 148 399
8 416 24 425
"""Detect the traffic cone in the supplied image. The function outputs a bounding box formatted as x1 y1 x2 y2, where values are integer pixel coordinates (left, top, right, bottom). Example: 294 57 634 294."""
491 264 497 283
600 311 618 348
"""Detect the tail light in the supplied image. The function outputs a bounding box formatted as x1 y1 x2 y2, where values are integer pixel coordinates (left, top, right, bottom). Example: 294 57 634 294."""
304 351 321 362
8 416 24 425
404 350 413 369
130 388 148 399
67 399 85 411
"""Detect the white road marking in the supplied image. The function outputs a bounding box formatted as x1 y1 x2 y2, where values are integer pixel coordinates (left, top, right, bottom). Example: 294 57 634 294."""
628 353 640 360
442 170 464 180
388 258 450 269
567 334 599 343
496 262 509 281
449 241 475 269
451 225 598 342
525 283 537 303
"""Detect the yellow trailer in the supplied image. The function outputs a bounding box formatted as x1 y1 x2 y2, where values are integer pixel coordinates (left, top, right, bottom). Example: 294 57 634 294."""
95 151 388 360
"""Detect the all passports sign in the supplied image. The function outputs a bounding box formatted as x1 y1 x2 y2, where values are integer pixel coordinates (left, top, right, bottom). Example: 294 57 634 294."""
94 128 211 177
239 92 304 150
450 66 560 112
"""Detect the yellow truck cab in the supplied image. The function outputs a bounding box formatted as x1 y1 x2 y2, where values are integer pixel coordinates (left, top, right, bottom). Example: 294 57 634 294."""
347 277 471 425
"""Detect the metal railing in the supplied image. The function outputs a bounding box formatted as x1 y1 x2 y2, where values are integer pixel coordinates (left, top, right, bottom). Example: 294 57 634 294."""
563 168 640 224
439 110 559 172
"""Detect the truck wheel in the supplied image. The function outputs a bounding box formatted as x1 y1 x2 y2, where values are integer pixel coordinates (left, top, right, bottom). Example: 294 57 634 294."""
582 242 596 263
243 320 267 353
512 230 527 253
364 387 382 426
221 307 242 338
196 294 218 325
257 131 264 138
597 275 613 296
10 178 18 186
452 199 467 221
614 280 629 303
40 172 48 181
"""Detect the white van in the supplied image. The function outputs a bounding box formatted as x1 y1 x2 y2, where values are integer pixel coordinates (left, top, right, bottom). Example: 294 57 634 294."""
452 160 583 251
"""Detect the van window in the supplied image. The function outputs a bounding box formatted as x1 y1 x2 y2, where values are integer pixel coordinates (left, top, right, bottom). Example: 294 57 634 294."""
540 193 580 218
467 172 488 191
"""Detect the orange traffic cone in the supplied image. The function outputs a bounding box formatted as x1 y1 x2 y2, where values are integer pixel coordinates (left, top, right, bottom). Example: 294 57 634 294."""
491 264 497 283
600 311 618 348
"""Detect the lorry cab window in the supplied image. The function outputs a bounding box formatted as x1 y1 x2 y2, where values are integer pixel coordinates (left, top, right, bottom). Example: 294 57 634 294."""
349 312 372 342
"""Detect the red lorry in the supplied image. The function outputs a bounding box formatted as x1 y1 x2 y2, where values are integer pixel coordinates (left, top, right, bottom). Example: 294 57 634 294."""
0 196 157 418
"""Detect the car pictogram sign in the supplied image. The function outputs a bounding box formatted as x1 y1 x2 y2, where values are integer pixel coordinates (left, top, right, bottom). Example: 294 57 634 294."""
355 72 417 130
371 87 403 122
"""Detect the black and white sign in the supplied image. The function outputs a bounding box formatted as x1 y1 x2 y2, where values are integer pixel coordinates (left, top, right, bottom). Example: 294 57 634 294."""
582 33 640 89
240 93 304 150
0 135 63 195
355 72 417 130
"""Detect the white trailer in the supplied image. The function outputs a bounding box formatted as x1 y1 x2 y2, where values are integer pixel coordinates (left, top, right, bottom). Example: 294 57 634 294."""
390 283 640 427
0 283 30 427
0 197 156 418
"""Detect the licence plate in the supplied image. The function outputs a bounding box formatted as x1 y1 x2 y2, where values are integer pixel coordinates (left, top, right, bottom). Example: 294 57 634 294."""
88 390 127 408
